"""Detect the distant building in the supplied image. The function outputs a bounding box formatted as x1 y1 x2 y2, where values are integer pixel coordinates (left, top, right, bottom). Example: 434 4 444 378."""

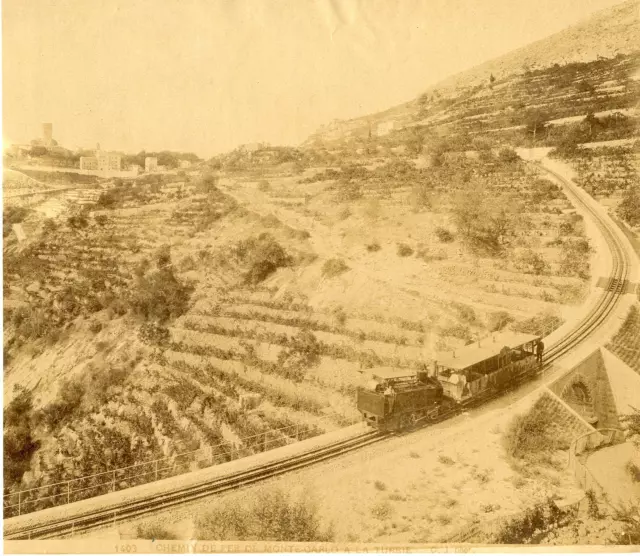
241 143 260 153
79 150 121 172
43 123 53 147
80 156 99 170
97 151 122 172
145 157 158 172
376 121 400 137
179 159 192 169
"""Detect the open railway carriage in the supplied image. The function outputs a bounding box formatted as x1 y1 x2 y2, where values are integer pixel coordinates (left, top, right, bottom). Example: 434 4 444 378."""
357 332 542 431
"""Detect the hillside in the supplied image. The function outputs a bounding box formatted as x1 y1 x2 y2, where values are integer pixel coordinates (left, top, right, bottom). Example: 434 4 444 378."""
3 0 639 535
305 0 640 145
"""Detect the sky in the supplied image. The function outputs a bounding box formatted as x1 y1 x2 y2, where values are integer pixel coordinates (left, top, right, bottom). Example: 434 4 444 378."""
2 0 627 158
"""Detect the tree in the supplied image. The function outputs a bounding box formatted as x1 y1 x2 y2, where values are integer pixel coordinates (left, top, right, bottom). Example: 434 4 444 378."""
29 146 48 157
4 386 39 485
498 147 520 164
452 191 514 255
405 127 427 156
560 238 591 279
620 407 640 446
523 109 549 141
489 73 496 86
617 187 640 227
130 267 193 322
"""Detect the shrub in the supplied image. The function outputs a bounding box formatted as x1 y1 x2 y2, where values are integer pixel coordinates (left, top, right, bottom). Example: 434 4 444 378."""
434 227 454 243
371 500 393 520
136 522 178 540
4 421 39 485
276 328 322 381
611 502 640 544
335 181 363 202
374 480 387 491
258 179 271 191
195 488 333 541
471 468 493 484
620 407 640 447
366 241 381 252
529 179 562 204
411 183 432 211
322 258 349 278
452 302 476 325
155 244 172 269
67 214 89 229
3 206 32 237
495 499 568 544
332 306 347 327
626 460 640 483
139 323 171 346
438 454 455 465
617 186 640 227
498 148 520 164
3 385 39 489
94 214 109 226
514 249 549 275
129 267 193 322
503 399 569 462
559 238 591 279
512 311 563 336
396 243 414 257
487 311 514 332
235 234 290 285
38 378 86 429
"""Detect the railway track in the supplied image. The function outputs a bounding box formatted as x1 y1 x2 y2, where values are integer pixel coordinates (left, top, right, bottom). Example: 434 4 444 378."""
6 431 385 540
5 160 632 541
534 162 629 366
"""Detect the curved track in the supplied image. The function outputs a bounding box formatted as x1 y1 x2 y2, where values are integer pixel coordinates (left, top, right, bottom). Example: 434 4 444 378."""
5 161 632 541
536 162 629 365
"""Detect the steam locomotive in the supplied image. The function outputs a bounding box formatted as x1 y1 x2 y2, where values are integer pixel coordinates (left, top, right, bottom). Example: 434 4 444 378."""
356 331 542 431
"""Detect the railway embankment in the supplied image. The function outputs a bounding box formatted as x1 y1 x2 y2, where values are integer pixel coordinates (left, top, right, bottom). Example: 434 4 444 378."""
530 155 639 369
3 424 369 540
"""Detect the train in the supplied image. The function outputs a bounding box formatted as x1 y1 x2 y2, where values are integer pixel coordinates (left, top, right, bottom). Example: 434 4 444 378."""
356 331 543 431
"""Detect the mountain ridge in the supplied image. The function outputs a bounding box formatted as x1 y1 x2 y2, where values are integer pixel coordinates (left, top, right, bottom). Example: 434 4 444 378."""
305 0 640 144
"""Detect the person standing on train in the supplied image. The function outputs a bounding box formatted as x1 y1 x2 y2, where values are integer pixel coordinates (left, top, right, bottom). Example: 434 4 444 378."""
536 340 544 363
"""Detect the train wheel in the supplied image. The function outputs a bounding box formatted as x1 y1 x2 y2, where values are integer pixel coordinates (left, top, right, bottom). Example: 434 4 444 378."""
401 413 418 430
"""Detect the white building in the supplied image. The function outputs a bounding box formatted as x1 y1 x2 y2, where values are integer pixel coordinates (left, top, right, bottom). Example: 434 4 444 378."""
79 156 99 170
96 151 122 172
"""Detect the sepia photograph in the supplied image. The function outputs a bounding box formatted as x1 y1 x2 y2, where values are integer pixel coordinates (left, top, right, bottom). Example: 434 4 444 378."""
2 0 640 552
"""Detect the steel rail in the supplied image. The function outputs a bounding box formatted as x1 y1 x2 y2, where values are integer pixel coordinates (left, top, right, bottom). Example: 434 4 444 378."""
5 431 384 540
533 162 629 366
6 161 632 541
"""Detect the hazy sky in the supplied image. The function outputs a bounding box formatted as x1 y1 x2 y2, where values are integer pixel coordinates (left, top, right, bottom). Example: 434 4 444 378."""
3 0 626 157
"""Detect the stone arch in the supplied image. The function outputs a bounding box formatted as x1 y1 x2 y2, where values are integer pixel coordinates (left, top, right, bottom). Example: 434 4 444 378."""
561 374 596 421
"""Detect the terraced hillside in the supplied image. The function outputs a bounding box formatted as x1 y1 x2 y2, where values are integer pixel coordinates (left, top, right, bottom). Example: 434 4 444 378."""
3 175 337 517
607 304 640 374
5 1 639 528
549 142 640 232
306 50 639 152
